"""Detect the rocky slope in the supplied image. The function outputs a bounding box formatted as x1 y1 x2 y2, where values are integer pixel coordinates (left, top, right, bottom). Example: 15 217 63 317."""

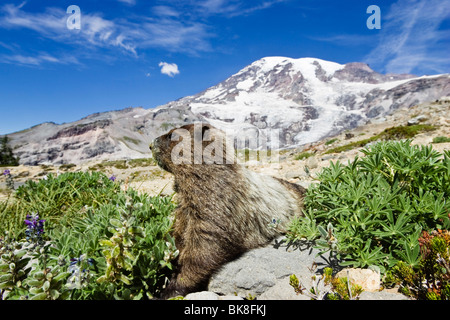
1 96 449 196
3 57 450 165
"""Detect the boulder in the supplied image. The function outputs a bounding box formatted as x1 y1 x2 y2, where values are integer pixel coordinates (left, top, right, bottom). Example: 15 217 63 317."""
407 115 428 126
258 276 311 300
359 290 410 300
335 268 380 292
185 291 244 300
208 238 333 298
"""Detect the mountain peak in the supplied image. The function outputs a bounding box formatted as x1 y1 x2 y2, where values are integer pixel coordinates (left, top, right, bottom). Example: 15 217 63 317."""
5 57 450 165
243 56 345 78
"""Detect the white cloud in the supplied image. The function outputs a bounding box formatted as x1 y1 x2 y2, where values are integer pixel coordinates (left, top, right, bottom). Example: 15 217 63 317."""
152 6 180 17
196 0 286 17
0 3 66 36
140 19 212 53
0 53 79 66
0 2 212 62
0 1 288 67
117 0 136 5
159 62 180 77
364 0 450 74
0 3 136 55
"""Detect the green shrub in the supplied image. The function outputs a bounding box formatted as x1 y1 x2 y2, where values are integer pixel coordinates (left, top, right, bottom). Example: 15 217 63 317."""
295 152 314 161
287 140 450 273
128 158 157 167
88 158 157 171
325 124 436 154
0 173 177 300
432 136 450 144
325 138 338 145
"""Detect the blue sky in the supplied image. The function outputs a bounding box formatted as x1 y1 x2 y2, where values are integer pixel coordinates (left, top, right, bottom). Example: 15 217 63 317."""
0 0 449 134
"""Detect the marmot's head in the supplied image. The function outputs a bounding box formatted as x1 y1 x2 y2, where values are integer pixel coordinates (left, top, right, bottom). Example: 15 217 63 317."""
150 123 236 173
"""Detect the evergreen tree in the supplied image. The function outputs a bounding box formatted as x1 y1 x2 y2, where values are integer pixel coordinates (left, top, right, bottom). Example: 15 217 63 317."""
0 136 19 166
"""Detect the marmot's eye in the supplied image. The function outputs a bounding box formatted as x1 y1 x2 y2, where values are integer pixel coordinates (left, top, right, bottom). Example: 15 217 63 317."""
171 131 183 141
172 134 183 142
202 126 209 139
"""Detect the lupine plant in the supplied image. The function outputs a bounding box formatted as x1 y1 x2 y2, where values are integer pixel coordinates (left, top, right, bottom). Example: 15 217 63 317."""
24 213 45 245
3 169 14 190
0 171 177 300
287 140 450 274
0 237 31 299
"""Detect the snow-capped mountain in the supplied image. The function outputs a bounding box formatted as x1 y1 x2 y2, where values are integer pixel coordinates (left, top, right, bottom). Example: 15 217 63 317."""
156 56 449 148
5 57 450 165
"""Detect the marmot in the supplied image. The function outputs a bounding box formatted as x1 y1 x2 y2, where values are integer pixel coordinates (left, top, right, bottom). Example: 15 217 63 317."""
150 123 306 299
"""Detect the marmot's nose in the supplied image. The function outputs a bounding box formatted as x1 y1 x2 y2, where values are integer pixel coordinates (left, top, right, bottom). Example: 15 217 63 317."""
149 142 154 151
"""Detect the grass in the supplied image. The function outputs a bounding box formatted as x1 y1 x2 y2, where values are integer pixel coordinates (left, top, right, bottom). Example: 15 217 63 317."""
294 151 314 160
325 138 339 145
88 158 156 171
325 124 436 154
235 148 275 163
0 171 122 237
432 136 450 143
122 136 141 145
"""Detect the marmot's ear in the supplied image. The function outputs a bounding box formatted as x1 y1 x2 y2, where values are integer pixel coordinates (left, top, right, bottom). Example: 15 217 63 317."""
202 124 210 139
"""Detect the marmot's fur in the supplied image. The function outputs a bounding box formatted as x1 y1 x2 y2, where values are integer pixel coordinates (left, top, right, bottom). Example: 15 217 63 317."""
150 123 306 298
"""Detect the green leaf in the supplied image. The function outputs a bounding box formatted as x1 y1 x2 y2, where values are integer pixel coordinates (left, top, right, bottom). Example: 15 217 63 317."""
42 280 50 291
29 287 44 295
119 274 132 285
318 225 327 238
27 279 45 287
0 263 9 272
110 218 122 228
0 281 14 289
30 292 48 300
13 249 27 258
99 239 115 247
33 271 45 280
96 275 107 283
53 271 71 282
112 245 121 258
0 274 13 282
50 289 61 300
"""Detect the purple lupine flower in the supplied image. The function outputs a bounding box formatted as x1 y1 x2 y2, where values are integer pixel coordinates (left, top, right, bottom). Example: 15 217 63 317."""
109 175 116 182
3 169 10 175
24 213 46 243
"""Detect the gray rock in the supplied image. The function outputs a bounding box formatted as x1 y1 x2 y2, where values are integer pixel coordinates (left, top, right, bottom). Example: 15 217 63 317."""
185 291 220 300
208 238 332 298
184 238 412 300
407 115 428 126
359 290 410 300
219 295 245 300
185 291 244 300
284 170 306 180
305 156 319 169
258 276 311 300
